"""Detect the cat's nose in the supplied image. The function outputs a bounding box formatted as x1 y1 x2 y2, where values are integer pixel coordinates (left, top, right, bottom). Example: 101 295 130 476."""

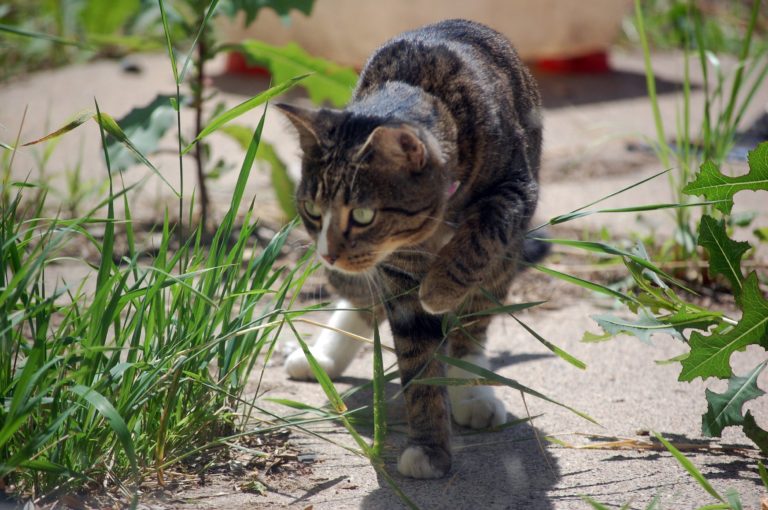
321 253 338 265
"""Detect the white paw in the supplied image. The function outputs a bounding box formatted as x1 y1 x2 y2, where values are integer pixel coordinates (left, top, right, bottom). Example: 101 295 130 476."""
284 348 339 381
397 446 449 479
452 394 508 429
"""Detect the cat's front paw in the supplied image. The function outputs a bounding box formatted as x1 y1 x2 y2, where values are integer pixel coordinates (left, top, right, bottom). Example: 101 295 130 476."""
397 444 451 479
284 348 340 381
452 393 508 429
419 268 469 315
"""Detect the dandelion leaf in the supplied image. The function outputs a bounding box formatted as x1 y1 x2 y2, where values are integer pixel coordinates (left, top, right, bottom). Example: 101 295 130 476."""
698 215 750 301
591 308 683 344
743 411 768 455
679 273 768 381
702 361 766 437
682 141 768 214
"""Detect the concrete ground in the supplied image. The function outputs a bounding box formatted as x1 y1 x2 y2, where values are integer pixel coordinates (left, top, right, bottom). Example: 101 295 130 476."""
1 46 767 510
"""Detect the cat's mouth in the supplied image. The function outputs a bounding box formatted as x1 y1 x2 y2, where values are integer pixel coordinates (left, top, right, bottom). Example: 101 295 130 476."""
318 252 377 274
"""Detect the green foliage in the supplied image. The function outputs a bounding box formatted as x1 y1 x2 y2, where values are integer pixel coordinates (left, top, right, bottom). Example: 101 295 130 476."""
683 144 768 215
105 94 178 171
624 0 766 55
558 142 768 451
237 40 358 107
743 412 768 454
79 0 140 36
22 108 179 195
633 0 768 258
680 273 768 381
0 109 315 496
654 432 728 506
702 361 766 437
697 215 750 301
221 0 314 25
591 309 683 345
183 74 308 153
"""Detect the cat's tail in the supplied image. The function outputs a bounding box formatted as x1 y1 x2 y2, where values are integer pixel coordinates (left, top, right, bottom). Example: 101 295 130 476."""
521 232 551 265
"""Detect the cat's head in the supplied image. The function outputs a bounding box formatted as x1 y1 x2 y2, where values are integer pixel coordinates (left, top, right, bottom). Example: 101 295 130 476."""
276 103 451 274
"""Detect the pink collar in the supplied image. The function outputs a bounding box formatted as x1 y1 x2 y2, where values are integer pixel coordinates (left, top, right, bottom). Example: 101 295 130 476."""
447 180 461 198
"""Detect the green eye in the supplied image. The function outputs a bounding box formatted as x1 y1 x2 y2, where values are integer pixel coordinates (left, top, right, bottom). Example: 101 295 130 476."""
351 207 375 226
304 201 322 220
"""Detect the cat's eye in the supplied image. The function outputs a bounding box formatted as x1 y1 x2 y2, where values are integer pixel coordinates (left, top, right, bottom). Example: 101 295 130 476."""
351 207 375 226
303 201 322 220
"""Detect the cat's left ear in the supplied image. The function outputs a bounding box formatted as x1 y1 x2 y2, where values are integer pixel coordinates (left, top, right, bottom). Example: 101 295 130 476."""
358 125 439 172
274 103 322 153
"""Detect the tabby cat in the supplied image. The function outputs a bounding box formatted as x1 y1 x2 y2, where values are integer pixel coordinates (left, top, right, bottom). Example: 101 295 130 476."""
276 19 542 479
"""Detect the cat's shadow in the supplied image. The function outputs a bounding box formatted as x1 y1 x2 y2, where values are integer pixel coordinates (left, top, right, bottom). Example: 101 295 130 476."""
339 371 560 510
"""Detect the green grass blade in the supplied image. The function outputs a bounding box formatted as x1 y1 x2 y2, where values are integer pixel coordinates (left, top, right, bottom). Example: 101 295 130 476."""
371 319 386 459
549 201 726 225
536 238 692 292
634 0 671 168
460 300 545 318
183 75 309 154
758 460 768 489
529 167 671 233
436 354 598 425
179 0 221 82
534 264 639 305
0 22 87 47
511 314 587 370
653 432 724 503
581 496 611 510
70 385 138 476
94 101 116 291
157 0 179 84
23 110 179 196
22 111 94 146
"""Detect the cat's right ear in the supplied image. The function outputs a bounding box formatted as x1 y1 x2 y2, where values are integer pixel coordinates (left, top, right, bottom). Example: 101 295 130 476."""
274 103 321 153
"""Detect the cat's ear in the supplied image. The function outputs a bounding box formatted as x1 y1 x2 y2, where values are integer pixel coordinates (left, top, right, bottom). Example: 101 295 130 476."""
358 125 432 171
274 103 321 153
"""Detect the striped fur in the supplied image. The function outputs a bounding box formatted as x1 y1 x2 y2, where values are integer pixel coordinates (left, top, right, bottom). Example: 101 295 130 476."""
277 19 542 478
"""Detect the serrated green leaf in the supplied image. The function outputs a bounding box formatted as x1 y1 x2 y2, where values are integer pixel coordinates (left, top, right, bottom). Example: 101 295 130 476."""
106 94 177 171
237 40 357 107
221 0 314 25
680 273 768 381
743 411 768 454
698 215 750 301
682 142 768 214
665 308 722 334
702 361 766 437
591 308 683 344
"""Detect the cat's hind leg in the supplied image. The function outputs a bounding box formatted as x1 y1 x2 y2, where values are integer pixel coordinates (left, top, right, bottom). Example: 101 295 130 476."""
284 300 372 380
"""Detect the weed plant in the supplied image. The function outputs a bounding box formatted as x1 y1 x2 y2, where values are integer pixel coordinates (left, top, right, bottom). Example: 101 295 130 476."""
634 0 768 258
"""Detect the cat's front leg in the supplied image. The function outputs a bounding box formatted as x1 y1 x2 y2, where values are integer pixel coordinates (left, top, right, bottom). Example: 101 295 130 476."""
420 179 535 315
388 305 453 479
284 300 371 380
